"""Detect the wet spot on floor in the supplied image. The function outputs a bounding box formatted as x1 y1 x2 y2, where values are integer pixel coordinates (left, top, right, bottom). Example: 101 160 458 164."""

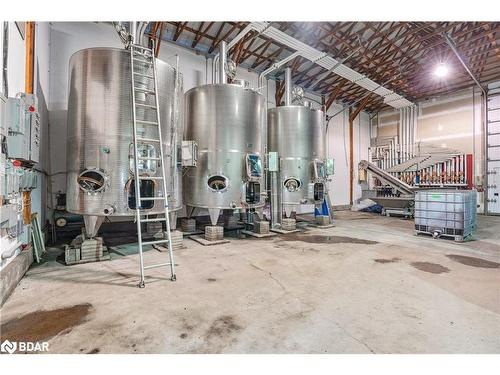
374 257 400 264
180 333 188 339
205 315 241 339
446 254 500 269
87 348 100 354
0 303 92 342
282 234 378 245
411 262 450 274
207 278 217 282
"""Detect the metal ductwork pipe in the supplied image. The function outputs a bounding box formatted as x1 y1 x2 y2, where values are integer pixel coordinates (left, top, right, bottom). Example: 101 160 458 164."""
2 22 8 96
284 67 292 106
218 41 228 84
130 22 137 44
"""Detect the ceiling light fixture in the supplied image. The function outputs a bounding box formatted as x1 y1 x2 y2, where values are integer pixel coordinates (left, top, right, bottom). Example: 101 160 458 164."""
434 63 449 78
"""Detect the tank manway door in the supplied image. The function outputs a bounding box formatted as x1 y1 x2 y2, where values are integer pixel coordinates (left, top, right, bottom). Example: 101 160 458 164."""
129 42 177 287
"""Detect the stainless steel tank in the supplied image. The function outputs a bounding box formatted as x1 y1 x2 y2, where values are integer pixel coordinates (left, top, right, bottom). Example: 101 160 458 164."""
267 105 327 208
66 47 183 236
183 83 265 224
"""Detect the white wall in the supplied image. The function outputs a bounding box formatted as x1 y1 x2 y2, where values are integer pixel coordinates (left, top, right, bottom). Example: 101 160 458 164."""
326 104 370 207
0 22 26 95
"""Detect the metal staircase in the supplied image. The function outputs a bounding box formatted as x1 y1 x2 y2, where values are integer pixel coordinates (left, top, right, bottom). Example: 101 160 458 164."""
130 42 176 287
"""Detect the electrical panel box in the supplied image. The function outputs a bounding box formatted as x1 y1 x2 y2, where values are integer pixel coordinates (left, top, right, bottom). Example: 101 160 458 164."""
268 152 279 172
5 93 39 164
0 93 6 137
181 140 198 167
326 158 335 176
26 94 40 164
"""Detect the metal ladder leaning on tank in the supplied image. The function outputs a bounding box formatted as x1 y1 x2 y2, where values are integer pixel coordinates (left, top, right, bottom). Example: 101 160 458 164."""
129 41 176 287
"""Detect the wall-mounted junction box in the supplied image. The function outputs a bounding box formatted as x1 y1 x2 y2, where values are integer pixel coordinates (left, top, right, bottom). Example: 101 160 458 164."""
5 93 40 164
268 152 279 172
181 140 198 167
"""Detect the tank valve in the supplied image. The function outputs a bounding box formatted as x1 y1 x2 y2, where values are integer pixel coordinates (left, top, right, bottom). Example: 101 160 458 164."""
432 230 442 238
230 202 237 209
103 205 115 216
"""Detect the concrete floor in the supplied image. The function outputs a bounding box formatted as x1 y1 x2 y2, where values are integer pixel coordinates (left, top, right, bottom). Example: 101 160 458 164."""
1 211 499 354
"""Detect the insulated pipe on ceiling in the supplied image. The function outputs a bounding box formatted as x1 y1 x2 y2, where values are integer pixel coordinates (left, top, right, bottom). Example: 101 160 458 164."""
284 67 292 106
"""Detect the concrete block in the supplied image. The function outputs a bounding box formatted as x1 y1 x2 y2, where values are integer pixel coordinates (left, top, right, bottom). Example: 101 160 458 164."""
65 246 79 263
181 218 197 233
205 225 224 241
146 222 164 236
80 237 104 260
315 215 331 226
0 249 33 306
254 220 270 234
281 218 296 231
155 230 184 251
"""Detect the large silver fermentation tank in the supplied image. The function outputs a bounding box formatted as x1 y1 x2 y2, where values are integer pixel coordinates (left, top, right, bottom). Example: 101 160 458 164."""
267 68 329 223
66 47 183 237
183 42 265 226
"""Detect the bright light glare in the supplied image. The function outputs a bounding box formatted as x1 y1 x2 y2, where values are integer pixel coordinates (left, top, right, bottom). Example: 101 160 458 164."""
434 64 449 78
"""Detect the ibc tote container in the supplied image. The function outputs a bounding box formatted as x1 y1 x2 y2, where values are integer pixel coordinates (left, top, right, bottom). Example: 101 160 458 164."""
414 189 477 242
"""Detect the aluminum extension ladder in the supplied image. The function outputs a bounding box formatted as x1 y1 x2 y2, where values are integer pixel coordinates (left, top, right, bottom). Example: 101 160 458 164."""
129 42 176 287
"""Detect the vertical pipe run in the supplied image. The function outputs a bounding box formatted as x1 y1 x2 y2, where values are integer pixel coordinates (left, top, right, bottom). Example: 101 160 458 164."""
284 67 292 106
2 22 8 96
219 41 227 84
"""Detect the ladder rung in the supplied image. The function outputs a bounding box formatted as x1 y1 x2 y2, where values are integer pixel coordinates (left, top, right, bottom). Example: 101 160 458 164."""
142 239 169 247
138 156 161 161
135 103 157 109
136 137 161 143
144 262 172 270
136 120 158 125
133 72 154 79
138 176 164 180
133 57 153 64
132 45 152 51
140 197 165 201
140 217 167 223
134 87 156 95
